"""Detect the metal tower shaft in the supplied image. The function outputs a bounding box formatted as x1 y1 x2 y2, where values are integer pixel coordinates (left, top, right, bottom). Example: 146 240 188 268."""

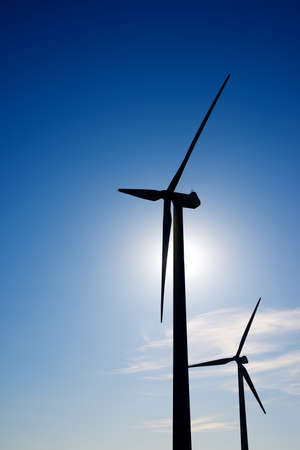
173 203 192 450
238 364 249 450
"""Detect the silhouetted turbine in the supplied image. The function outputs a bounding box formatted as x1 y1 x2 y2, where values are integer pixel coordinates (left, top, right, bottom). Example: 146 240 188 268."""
119 75 230 450
119 74 230 323
189 298 265 450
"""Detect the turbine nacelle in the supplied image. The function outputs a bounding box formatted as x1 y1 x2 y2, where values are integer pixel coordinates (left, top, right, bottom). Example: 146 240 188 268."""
118 189 200 209
234 355 248 365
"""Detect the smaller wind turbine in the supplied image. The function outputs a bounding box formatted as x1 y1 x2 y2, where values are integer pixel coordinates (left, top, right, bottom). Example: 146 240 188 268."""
189 298 266 450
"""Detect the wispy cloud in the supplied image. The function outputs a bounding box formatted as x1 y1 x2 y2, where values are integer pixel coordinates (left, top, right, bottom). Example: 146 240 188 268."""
250 350 300 373
137 416 236 433
138 307 300 359
188 307 300 361
110 360 168 374
112 307 300 395
189 350 300 378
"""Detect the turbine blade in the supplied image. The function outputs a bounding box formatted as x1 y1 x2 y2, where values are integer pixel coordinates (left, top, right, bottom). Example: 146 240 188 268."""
189 357 234 368
118 189 161 201
240 364 266 414
167 74 230 193
236 298 261 357
161 200 172 322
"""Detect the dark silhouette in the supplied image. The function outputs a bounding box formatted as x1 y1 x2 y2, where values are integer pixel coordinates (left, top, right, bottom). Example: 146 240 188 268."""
119 74 230 450
189 298 266 450
119 74 230 323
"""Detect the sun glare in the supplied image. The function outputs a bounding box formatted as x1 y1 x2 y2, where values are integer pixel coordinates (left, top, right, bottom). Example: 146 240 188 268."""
136 229 222 288
184 234 220 283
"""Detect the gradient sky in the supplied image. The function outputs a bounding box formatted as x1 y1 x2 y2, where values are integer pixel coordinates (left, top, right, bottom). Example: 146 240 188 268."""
1 2 300 450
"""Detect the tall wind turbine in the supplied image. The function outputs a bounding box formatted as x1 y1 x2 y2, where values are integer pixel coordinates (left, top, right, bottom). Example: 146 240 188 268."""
189 298 266 450
119 74 230 450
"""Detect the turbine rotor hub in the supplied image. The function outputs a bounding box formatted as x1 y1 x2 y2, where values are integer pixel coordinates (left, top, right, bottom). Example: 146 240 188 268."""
236 355 248 364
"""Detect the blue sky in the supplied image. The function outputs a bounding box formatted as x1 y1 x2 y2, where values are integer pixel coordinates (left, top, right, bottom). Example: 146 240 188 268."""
1 2 300 449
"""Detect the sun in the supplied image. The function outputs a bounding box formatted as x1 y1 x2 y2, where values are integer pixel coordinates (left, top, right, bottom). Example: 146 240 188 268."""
138 228 220 287
184 234 218 283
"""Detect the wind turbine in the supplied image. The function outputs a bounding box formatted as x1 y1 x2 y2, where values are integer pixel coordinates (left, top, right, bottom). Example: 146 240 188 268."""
189 298 266 450
119 74 230 450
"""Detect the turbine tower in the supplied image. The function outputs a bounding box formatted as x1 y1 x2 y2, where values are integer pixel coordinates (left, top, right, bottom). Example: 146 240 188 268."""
189 298 266 450
119 74 230 450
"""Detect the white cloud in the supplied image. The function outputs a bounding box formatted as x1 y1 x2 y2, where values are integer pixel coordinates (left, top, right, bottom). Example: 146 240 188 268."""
189 350 300 378
188 307 300 361
249 350 300 373
137 307 300 360
192 421 236 432
110 360 168 374
112 307 300 395
137 416 236 433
